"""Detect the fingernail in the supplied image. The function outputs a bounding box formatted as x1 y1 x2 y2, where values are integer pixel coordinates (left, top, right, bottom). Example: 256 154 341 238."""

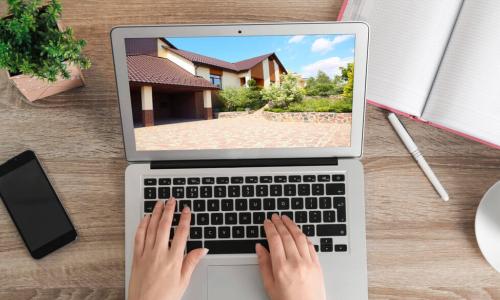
272 213 279 220
202 248 209 256
182 205 190 213
282 214 290 220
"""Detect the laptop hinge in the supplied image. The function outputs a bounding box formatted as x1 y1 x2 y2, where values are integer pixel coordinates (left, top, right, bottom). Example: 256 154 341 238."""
150 158 338 169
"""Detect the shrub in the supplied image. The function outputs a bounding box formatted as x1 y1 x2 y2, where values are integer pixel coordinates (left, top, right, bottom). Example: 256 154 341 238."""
261 73 304 109
0 0 91 82
218 81 266 111
305 71 345 97
266 97 352 113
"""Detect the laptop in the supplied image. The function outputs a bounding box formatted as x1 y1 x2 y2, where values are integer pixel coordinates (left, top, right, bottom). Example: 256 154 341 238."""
110 22 369 300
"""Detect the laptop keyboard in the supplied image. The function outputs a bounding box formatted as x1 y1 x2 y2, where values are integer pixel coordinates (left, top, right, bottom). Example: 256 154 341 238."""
143 174 348 254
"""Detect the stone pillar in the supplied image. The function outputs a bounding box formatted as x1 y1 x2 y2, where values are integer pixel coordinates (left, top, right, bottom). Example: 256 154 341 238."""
244 70 252 87
203 90 212 120
274 60 280 85
141 85 154 127
263 58 271 87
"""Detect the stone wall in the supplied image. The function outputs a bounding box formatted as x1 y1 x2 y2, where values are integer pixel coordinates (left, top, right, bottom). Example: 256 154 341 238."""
262 111 352 123
214 111 253 119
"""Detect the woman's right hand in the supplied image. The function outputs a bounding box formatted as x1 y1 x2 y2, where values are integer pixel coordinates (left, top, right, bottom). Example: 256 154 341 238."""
255 214 327 300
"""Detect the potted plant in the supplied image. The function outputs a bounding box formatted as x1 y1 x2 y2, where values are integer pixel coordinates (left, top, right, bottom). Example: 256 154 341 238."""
0 0 90 101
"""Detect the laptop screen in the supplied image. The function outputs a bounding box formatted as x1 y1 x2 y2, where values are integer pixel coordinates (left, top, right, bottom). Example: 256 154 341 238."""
124 34 355 151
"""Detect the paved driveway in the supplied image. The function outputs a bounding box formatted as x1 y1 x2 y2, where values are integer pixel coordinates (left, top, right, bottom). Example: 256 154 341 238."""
134 113 351 150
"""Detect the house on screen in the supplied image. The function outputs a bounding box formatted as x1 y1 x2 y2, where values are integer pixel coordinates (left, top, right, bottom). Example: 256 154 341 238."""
125 38 287 127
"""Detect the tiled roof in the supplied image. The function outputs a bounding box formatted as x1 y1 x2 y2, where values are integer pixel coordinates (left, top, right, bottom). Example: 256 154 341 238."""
127 55 219 89
169 47 274 72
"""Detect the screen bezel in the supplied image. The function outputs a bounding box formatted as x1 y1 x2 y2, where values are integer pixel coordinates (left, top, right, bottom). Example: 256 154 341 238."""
0 150 77 259
110 22 369 162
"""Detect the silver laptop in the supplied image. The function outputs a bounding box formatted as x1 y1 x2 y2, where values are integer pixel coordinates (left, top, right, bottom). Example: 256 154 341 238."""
111 22 369 300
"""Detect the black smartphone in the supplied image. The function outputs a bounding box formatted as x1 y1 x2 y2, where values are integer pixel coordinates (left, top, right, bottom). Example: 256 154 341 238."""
0 150 77 259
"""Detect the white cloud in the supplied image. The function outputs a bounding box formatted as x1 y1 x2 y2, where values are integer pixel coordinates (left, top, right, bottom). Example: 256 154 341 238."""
311 35 352 54
288 35 305 43
301 56 353 78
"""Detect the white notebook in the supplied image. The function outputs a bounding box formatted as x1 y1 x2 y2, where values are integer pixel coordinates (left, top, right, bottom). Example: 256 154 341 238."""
339 0 500 148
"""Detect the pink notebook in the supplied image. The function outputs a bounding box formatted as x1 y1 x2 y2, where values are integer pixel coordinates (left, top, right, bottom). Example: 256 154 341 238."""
338 0 500 149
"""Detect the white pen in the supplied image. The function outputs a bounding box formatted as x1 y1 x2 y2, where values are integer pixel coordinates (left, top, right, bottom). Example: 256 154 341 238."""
387 113 449 201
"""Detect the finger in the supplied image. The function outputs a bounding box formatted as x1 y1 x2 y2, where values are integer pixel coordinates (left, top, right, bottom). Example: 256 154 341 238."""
255 243 274 292
170 205 191 258
155 197 176 251
282 215 310 259
145 200 164 250
308 241 320 265
264 217 285 268
133 214 150 260
271 214 300 260
181 248 209 283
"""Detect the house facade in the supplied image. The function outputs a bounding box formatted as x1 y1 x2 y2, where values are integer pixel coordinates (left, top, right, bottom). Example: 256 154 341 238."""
126 38 287 127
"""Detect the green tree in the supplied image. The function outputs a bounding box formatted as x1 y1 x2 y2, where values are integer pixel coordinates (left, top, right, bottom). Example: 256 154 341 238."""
341 63 354 100
0 0 91 82
261 73 304 109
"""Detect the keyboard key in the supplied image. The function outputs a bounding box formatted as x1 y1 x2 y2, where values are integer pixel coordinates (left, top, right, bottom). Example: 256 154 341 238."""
159 178 171 185
291 197 304 209
332 174 345 181
318 175 330 182
173 178 186 185
207 200 219 211
242 185 254 197
247 226 259 238
193 200 205 211
270 185 282 196
274 176 287 183
186 186 198 198
172 214 180 226
245 176 258 183
312 184 324 195
320 238 333 252
253 212 266 224
334 197 346 222
179 200 191 210
144 178 157 186
239 212 251 224
302 225 315 236
190 214 195 226
288 175 301 182
260 226 266 238
305 197 318 209
218 226 231 238
256 185 268 197
200 186 213 198
187 241 202 252
298 184 310 196
144 201 156 213
158 187 170 199
326 183 345 195
295 211 308 223
260 176 272 183
228 186 240 197
314 245 319 252
317 224 346 236
303 175 316 182
221 199 234 211
197 213 209 225
188 177 200 185
309 211 322 223
235 199 248 211
172 187 184 198
204 227 216 239
202 177 215 184
277 198 290 210
211 213 223 225
204 239 269 254
190 227 202 239
216 177 229 184
144 187 156 199
214 186 226 198
323 210 336 223
284 184 296 196
263 198 276 210
231 177 244 184
319 197 332 209
335 244 347 252
281 211 293 220
225 212 237 224
232 226 245 238
249 198 261 210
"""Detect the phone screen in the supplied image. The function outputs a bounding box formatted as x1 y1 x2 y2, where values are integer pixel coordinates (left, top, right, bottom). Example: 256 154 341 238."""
0 151 76 258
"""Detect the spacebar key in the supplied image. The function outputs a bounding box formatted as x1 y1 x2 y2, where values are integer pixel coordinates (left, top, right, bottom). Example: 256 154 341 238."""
205 240 269 254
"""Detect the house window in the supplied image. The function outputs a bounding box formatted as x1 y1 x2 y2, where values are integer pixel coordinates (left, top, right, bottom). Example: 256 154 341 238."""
210 74 222 87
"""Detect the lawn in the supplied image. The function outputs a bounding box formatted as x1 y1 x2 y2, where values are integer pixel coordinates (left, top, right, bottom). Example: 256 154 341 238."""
266 97 353 113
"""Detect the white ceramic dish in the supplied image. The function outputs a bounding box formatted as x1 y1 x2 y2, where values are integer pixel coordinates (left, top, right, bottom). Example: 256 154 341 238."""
475 181 500 272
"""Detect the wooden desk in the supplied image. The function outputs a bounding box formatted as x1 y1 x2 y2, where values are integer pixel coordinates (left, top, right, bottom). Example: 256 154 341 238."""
0 1 499 299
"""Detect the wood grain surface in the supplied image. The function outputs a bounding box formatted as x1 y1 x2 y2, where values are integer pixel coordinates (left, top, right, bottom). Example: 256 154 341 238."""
1 1 499 299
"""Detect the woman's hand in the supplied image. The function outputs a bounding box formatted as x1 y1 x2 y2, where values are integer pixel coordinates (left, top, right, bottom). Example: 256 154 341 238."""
256 214 327 300
128 198 208 300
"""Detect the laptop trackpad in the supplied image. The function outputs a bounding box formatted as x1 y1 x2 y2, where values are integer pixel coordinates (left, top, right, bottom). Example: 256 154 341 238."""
207 265 266 300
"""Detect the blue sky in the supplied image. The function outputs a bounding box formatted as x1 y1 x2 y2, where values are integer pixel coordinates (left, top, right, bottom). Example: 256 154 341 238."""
166 35 355 79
